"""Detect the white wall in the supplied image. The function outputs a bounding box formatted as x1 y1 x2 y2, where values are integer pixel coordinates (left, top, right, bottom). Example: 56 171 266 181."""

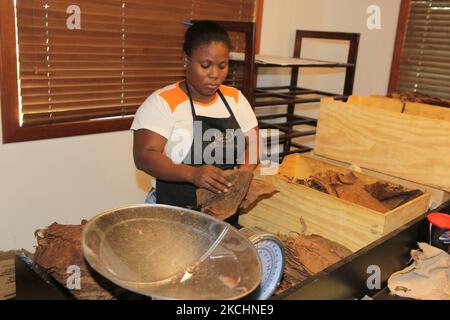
258 0 401 147
0 0 401 251
260 0 401 95
0 119 150 251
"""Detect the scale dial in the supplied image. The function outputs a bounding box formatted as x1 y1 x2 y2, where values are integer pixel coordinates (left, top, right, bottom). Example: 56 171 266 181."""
239 227 285 300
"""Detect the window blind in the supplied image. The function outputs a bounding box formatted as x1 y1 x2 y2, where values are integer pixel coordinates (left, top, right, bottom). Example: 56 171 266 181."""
15 0 255 126
396 0 450 98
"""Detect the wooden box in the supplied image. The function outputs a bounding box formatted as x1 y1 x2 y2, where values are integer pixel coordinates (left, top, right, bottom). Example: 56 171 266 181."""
240 96 450 252
315 96 450 193
239 154 430 252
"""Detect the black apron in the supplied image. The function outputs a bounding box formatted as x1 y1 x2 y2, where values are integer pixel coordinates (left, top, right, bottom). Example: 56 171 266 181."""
156 81 245 223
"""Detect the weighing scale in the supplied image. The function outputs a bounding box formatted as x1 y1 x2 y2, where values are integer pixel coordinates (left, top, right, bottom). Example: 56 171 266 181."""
82 204 285 300
239 226 285 300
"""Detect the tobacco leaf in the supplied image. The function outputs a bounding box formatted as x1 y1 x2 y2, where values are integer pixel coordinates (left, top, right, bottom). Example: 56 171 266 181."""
308 173 338 196
199 169 254 220
33 222 142 300
365 182 423 210
293 170 425 213
388 91 450 108
333 179 390 213
274 233 352 295
240 179 278 212
197 169 278 220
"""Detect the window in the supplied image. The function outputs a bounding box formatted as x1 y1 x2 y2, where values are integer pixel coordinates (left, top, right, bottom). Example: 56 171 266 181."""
0 0 263 143
389 0 450 99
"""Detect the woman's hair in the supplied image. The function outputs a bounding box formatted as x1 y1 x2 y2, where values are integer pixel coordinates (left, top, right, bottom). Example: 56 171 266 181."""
183 21 232 57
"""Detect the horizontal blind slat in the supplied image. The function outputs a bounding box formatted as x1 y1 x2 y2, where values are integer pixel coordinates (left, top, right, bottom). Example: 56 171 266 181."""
16 0 255 125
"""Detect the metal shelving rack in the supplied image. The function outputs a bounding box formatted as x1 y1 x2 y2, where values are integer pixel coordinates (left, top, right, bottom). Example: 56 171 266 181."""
215 22 360 160
252 30 360 158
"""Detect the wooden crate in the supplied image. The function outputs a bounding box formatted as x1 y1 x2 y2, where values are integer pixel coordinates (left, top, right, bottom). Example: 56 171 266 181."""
315 96 450 192
306 152 450 210
240 95 450 252
239 154 430 252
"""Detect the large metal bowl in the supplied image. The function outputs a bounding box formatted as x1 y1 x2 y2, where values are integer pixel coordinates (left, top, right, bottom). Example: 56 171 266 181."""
81 204 262 300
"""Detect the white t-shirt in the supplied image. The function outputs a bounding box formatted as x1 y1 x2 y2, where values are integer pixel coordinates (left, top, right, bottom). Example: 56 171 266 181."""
131 82 258 164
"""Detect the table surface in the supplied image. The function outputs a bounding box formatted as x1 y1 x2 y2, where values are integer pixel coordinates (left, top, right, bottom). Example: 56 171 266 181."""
14 202 450 300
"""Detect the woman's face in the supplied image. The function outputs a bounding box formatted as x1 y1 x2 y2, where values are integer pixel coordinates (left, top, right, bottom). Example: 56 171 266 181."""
185 41 229 101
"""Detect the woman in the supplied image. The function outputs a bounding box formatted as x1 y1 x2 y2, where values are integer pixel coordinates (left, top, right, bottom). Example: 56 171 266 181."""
131 21 259 225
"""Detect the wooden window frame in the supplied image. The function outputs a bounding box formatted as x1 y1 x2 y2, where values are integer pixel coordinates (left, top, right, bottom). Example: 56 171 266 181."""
388 0 410 92
0 0 264 143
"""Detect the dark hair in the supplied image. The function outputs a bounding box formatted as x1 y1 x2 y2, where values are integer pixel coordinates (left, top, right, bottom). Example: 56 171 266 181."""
183 21 232 57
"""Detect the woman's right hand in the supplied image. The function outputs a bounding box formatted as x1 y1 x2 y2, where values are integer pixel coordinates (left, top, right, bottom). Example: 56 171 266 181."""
188 165 232 194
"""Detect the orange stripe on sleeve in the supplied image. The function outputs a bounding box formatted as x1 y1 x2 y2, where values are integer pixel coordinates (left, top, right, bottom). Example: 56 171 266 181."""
159 86 189 112
219 85 239 103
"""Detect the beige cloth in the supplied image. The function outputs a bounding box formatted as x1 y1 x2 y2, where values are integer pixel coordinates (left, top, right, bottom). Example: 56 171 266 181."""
387 242 450 300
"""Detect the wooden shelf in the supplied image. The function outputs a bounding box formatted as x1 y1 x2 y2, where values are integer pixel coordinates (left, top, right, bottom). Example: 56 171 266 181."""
219 24 360 161
229 30 360 159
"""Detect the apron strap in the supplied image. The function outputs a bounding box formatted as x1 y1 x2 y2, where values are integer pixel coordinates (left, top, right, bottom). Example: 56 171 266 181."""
184 80 238 122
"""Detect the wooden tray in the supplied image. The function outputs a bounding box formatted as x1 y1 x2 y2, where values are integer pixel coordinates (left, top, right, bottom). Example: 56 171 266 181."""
240 154 429 252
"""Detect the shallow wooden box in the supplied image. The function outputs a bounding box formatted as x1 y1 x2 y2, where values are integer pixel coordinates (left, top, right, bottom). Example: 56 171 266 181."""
240 154 430 252
240 96 450 252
